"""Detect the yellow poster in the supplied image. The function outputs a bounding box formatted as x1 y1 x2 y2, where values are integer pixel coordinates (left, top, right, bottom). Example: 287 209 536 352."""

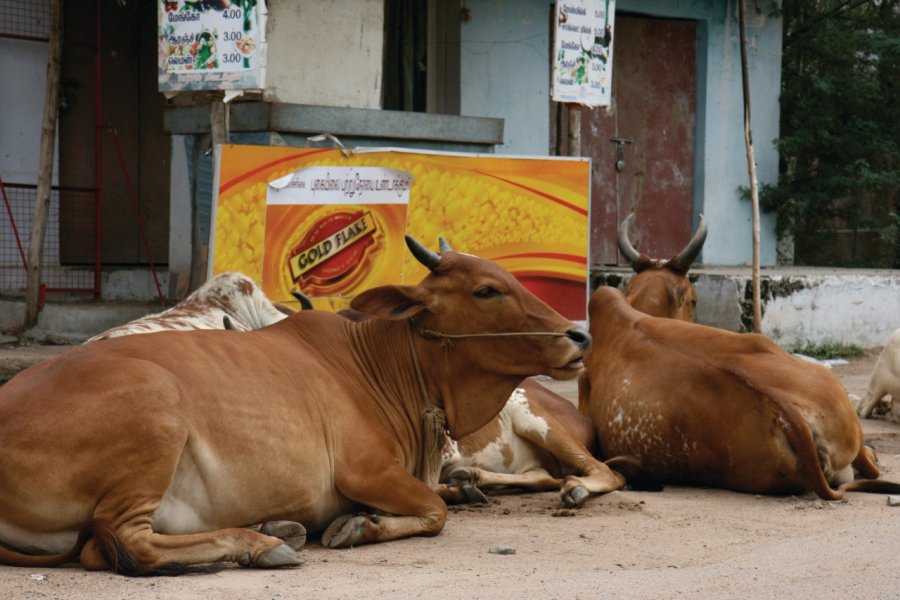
211 145 590 319
261 166 411 310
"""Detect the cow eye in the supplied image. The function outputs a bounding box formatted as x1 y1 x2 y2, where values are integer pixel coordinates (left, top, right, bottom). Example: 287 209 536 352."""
473 286 502 299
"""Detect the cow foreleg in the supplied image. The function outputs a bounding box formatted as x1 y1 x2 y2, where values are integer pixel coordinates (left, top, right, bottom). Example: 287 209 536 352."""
560 463 627 508
508 403 626 507
435 481 489 505
323 463 448 549
448 465 563 492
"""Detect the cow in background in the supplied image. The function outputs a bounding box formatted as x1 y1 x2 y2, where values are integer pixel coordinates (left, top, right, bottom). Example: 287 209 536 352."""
86 272 309 342
856 328 900 421
579 286 900 501
0 236 591 574
441 216 710 506
439 378 657 507
616 212 707 321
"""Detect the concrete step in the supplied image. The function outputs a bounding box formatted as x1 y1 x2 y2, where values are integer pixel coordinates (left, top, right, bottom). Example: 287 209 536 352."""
0 299 163 343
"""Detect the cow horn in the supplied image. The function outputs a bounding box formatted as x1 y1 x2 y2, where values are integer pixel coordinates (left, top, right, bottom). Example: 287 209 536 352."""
668 214 708 273
617 213 642 266
291 290 314 311
405 235 441 271
438 237 453 253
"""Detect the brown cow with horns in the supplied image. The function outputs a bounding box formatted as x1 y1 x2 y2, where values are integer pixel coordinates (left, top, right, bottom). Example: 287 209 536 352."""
579 285 900 500
616 212 707 321
0 236 591 575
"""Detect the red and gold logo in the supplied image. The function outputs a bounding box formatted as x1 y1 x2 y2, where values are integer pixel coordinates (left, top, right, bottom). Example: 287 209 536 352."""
287 210 379 294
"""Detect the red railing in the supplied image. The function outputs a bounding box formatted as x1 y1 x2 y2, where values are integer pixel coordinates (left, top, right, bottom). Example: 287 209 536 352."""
0 179 100 297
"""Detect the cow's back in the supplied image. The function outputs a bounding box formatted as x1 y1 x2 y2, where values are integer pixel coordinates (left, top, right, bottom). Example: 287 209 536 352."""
585 292 862 494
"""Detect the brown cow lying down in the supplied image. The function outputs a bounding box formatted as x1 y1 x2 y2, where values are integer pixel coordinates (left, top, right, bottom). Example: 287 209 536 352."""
580 286 900 500
0 236 591 575
856 328 900 422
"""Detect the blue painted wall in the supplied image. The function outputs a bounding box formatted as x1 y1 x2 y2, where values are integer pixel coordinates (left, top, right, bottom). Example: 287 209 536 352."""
459 0 551 156
459 0 782 266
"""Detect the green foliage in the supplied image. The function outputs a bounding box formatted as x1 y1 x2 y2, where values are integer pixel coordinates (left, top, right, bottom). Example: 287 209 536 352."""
790 341 865 360
762 0 900 249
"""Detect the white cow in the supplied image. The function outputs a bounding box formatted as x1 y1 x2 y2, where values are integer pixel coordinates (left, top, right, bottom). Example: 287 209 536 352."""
856 328 900 421
87 272 296 342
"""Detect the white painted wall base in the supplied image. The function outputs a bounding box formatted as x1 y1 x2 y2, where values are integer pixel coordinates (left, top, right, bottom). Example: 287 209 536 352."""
596 267 900 349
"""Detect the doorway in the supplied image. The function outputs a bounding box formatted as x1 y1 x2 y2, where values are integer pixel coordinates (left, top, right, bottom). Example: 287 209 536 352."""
559 15 699 266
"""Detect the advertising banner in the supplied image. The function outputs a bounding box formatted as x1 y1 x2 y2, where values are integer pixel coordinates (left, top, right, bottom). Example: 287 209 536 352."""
551 0 616 106
263 166 412 304
211 145 590 319
157 0 266 92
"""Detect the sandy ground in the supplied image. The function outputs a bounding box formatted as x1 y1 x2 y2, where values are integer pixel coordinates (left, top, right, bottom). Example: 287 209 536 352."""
1 350 899 599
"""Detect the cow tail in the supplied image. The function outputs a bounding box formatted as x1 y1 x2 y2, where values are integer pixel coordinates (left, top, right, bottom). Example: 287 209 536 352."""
604 455 663 492
839 479 900 495
768 399 845 501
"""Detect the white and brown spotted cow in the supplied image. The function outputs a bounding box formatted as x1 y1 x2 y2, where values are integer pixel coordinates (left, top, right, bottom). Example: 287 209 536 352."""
86 272 300 342
438 378 655 507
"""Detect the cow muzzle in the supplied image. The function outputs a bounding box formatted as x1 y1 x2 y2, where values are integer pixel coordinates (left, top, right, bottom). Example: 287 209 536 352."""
566 327 592 351
547 327 592 378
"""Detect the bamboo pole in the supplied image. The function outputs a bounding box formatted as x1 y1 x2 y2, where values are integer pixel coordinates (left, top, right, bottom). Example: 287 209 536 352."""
738 0 762 333
24 0 63 331
567 105 582 157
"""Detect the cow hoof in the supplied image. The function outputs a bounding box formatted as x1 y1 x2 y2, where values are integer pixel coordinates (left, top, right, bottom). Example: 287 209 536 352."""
462 484 489 504
448 466 476 486
260 520 307 550
256 544 304 568
562 485 589 508
322 514 372 548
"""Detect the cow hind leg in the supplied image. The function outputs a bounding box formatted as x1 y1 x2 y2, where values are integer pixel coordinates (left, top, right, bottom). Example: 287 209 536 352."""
79 522 302 575
78 448 303 572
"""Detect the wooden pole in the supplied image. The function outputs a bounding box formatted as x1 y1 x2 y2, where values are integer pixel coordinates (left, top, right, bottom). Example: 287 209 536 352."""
739 0 762 333
24 0 63 331
567 105 582 157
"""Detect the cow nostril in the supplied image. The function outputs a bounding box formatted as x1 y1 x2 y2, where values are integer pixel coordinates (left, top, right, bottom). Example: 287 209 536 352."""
565 327 592 350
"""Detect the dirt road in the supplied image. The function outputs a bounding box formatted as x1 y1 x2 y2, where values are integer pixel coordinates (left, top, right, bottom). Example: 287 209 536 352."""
1 351 898 599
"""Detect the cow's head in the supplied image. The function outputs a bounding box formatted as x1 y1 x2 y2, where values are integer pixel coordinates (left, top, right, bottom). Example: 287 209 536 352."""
616 213 707 322
351 236 591 438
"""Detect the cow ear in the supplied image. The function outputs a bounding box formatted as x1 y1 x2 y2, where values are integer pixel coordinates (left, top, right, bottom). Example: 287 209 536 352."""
350 285 431 320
